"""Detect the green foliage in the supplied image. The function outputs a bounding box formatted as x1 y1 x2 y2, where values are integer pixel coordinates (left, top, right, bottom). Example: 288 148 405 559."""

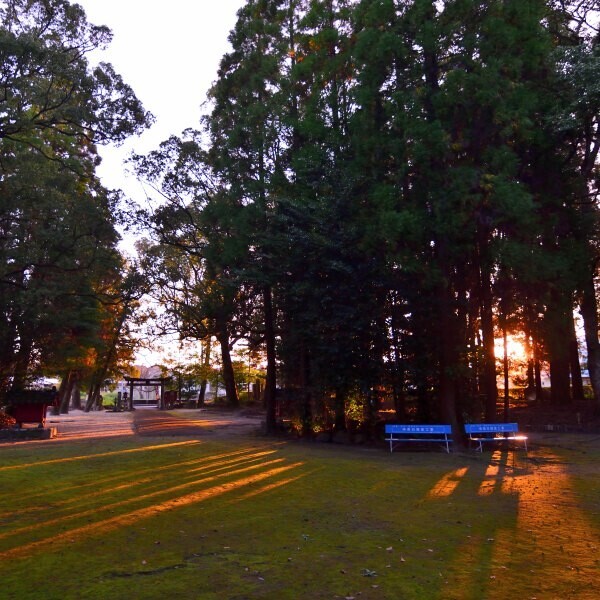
0 0 153 156
136 0 600 428
0 0 152 393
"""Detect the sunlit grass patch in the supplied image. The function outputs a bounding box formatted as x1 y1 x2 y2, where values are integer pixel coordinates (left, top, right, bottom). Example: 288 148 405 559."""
1 435 599 599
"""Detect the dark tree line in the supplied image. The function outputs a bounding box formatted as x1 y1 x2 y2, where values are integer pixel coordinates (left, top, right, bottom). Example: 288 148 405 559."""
0 0 152 407
135 0 600 435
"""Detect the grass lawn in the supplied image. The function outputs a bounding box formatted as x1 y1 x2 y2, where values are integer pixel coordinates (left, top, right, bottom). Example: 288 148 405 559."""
0 431 599 599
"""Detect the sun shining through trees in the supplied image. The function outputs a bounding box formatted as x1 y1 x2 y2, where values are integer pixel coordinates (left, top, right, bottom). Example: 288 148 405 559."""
494 336 528 363
122 0 600 435
493 334 531 393
3 2 600 598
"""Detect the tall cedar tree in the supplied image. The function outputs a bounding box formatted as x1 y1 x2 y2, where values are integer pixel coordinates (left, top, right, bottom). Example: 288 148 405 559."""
136 0 599 430
207 0 292 429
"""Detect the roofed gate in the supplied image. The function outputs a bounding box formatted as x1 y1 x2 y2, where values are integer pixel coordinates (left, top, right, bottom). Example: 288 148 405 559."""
123 376 172 409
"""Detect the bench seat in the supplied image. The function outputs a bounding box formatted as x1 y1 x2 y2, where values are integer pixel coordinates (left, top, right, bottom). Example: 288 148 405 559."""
464 423 527 452
385 424 453 453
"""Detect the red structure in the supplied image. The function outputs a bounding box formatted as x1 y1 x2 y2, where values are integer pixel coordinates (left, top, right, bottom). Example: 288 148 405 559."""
6 389 57 428
10 403 49 428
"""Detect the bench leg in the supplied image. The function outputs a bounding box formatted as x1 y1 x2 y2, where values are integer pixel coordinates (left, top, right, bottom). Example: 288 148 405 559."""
468 438 482 452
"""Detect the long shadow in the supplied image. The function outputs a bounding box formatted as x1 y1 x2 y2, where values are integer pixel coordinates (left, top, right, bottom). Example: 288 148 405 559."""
422 449 522 598
0 444 306 560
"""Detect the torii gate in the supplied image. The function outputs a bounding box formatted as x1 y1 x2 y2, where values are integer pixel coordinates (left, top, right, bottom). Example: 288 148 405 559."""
123 376 172 409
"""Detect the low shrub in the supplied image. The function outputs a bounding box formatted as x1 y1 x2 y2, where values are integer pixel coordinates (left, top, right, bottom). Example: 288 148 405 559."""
0 410 16 429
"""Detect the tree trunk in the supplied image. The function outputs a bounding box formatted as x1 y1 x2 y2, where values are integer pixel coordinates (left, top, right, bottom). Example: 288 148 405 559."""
71 378 81 410
438 283 460 434
216 315 238 407
52 374 68 415
59 371 76 413
92 382 103 409
299 343 312 437
569 315 584 402
525 305 543 403
85 376 100 412
84 296 132 412
479 260 498 422
198 380 207 406
502 326 510 421
546 297 572 405
392 382 406 422
334 388 346 432
263 285 277 434
422 15 459 440
11 334 34 391
524 331 536 402
389 292 406 420
85 382 95 410
198 338 211 406
534 357 543 402
580 271 600 408
549 355 571 405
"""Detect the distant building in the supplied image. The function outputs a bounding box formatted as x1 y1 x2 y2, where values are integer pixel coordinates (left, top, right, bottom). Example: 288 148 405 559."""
581 370 591 386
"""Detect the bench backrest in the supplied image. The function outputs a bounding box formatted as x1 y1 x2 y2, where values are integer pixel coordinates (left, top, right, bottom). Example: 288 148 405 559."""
464 423 519 434
385 424 452 435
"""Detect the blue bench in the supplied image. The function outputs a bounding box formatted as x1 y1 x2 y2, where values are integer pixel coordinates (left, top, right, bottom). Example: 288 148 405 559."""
385 424 453 453
464 423 527 452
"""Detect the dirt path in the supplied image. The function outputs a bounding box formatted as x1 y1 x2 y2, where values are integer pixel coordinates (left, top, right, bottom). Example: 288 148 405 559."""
442 439 600 599
133 407 263 437
45 407 263 441
46 409 134 440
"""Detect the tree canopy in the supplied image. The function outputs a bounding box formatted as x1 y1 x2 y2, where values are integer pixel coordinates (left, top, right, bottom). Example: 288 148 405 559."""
0 0 153 398
140 1 600 433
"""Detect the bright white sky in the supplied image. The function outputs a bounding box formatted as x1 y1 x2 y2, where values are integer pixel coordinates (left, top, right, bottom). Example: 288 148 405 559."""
74 1 247 365
77 0 245 214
